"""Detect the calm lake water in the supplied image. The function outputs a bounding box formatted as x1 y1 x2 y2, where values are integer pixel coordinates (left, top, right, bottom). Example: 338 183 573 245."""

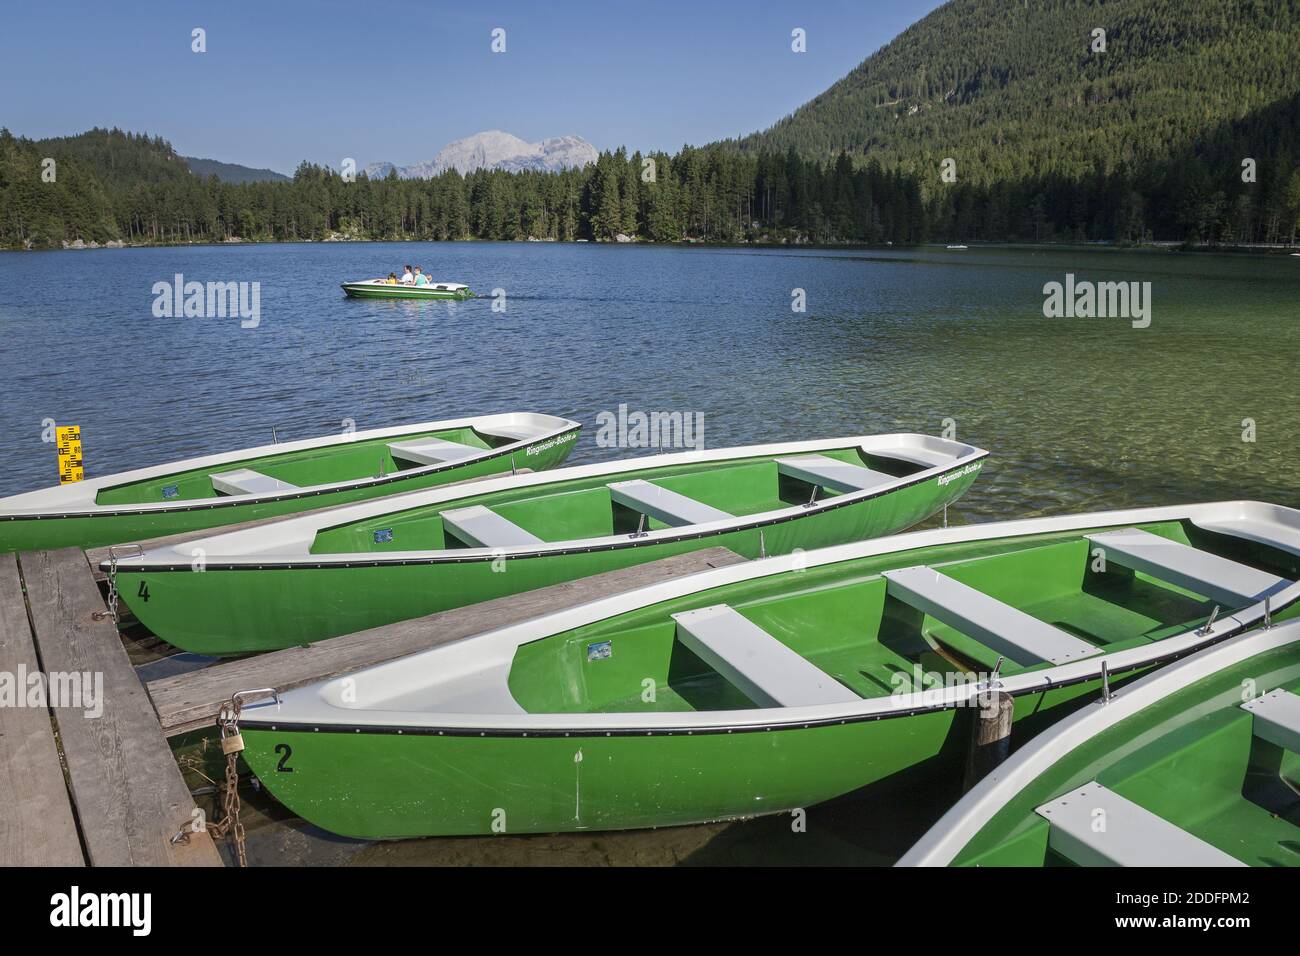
1 241 1298 864
1 242 1297 517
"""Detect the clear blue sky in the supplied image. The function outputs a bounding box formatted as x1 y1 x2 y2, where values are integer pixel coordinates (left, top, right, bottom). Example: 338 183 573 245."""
0 0 944 173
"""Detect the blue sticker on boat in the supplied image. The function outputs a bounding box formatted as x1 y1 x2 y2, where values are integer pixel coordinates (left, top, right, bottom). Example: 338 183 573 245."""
587 641 612 662
162 485 180 499
374 529 394 543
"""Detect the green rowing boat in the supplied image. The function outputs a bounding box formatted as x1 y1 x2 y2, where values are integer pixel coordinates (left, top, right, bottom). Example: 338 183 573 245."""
899 615 1300 867
341 280 473 299
105 433 986 654
0 413 579 553
235 500 1300 839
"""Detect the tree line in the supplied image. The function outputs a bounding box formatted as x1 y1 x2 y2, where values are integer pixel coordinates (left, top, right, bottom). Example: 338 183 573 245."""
1 126 1297 250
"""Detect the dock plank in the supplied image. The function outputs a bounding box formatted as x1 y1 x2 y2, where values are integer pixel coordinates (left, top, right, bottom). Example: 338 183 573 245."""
86 467 533 581
0 553 84 866
148 546 746 737
20 548 222 866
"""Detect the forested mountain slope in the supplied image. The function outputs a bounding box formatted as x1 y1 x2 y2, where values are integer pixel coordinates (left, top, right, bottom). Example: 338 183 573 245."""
736 0 1299 183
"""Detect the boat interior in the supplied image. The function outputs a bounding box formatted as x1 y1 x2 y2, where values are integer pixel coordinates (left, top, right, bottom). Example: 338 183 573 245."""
492 515 1300 716
309 438 959 555
959 644 1300 867
89 421 546 507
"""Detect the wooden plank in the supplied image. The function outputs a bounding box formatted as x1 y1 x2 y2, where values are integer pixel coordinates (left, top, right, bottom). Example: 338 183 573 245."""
20 548 222 866
148 546 747 737
0 553 85 866
85 466 532 580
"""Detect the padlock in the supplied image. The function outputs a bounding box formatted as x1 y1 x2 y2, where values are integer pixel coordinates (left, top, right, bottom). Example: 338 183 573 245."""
221 733 245 755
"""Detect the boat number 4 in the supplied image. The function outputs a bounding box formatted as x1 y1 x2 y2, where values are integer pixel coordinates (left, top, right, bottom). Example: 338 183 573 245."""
274 743 294 772
136 581 150 602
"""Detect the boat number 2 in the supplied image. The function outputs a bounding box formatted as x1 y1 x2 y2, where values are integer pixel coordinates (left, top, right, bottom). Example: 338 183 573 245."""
274 743 294 772
136 581 150 602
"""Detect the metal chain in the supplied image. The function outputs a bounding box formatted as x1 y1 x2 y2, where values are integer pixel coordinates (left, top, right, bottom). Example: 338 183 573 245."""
205 699 248 867
104 553 121 625
96 544 143 626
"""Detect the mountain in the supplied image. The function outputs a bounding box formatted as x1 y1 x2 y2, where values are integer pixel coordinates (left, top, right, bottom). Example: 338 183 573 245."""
733 0 1300 185
4 3 1298 251
365 131 598 179
185 156 289 184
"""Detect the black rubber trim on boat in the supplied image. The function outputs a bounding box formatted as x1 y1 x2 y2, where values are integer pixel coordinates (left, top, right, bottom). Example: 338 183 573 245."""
103 451 990 573
3 425 583 523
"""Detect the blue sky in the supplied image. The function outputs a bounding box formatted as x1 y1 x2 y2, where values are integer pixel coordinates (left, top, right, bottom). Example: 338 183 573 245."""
1 0 944 173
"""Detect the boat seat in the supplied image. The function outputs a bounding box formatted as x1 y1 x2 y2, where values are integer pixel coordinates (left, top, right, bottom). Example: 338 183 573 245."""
1087 528 1290 607
1193 514 1300 560
775 454 893 494
476 423 544 443
872 445 952 469
672 604 860 708
441 505 543 549
1241 688 1300 754
607 479 732 527
1036 782 1245 867
210 468 298 497
387 436 482 466
882 566 1099 666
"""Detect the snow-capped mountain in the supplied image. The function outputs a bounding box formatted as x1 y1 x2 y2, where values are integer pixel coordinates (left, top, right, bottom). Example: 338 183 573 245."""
364 131 598 179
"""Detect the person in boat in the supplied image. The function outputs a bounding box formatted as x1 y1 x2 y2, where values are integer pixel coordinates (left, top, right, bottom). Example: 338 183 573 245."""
386 272 398 284
401 265 415 285
413 267 428 287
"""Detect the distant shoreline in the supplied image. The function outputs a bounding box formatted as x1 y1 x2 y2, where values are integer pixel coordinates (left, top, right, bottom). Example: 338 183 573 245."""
6 237 1297 256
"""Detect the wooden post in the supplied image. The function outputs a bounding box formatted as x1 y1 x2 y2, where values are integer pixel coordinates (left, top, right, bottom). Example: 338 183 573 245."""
963 690 1014 792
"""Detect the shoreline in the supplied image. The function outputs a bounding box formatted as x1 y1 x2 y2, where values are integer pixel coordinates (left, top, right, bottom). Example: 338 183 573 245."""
5 237 1298 256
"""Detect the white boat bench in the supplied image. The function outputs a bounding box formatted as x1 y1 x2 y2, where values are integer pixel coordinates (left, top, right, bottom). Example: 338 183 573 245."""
1087 527 1290 607
210 468 299 497
672 604 860 708
1241 688 1300 754
388 436 483 466
476 423 545 443
441 505 543 549
1036 782 1245 866
775 454 893 494
1194 513 1300 559
882 565 1099 666
872 444 952 469
607 479 733 527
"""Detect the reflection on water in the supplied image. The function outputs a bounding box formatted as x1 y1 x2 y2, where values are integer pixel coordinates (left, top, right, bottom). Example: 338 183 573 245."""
3 241 1297 863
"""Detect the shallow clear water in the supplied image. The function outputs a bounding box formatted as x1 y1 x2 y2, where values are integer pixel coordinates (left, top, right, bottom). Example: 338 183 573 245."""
4 241 1298 864
2 242 1296 522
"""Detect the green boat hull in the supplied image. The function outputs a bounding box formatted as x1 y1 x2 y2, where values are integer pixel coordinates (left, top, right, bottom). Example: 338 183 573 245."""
236 503 1300 839
0 425 579 554
241 682 1097 839
341 283 473 300
114 463 981 655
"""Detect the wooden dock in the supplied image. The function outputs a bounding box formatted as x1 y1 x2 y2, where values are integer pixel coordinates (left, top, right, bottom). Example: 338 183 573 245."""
1 549 221 866
3 510 745 863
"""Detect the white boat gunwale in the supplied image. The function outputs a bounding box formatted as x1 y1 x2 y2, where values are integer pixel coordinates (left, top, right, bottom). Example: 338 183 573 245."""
105 434 987 571
0 413 580 521
237 500 1300 738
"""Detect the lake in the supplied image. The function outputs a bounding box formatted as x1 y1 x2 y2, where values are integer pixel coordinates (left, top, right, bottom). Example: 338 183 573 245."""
1 243 1296 519
2 240 1298 863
